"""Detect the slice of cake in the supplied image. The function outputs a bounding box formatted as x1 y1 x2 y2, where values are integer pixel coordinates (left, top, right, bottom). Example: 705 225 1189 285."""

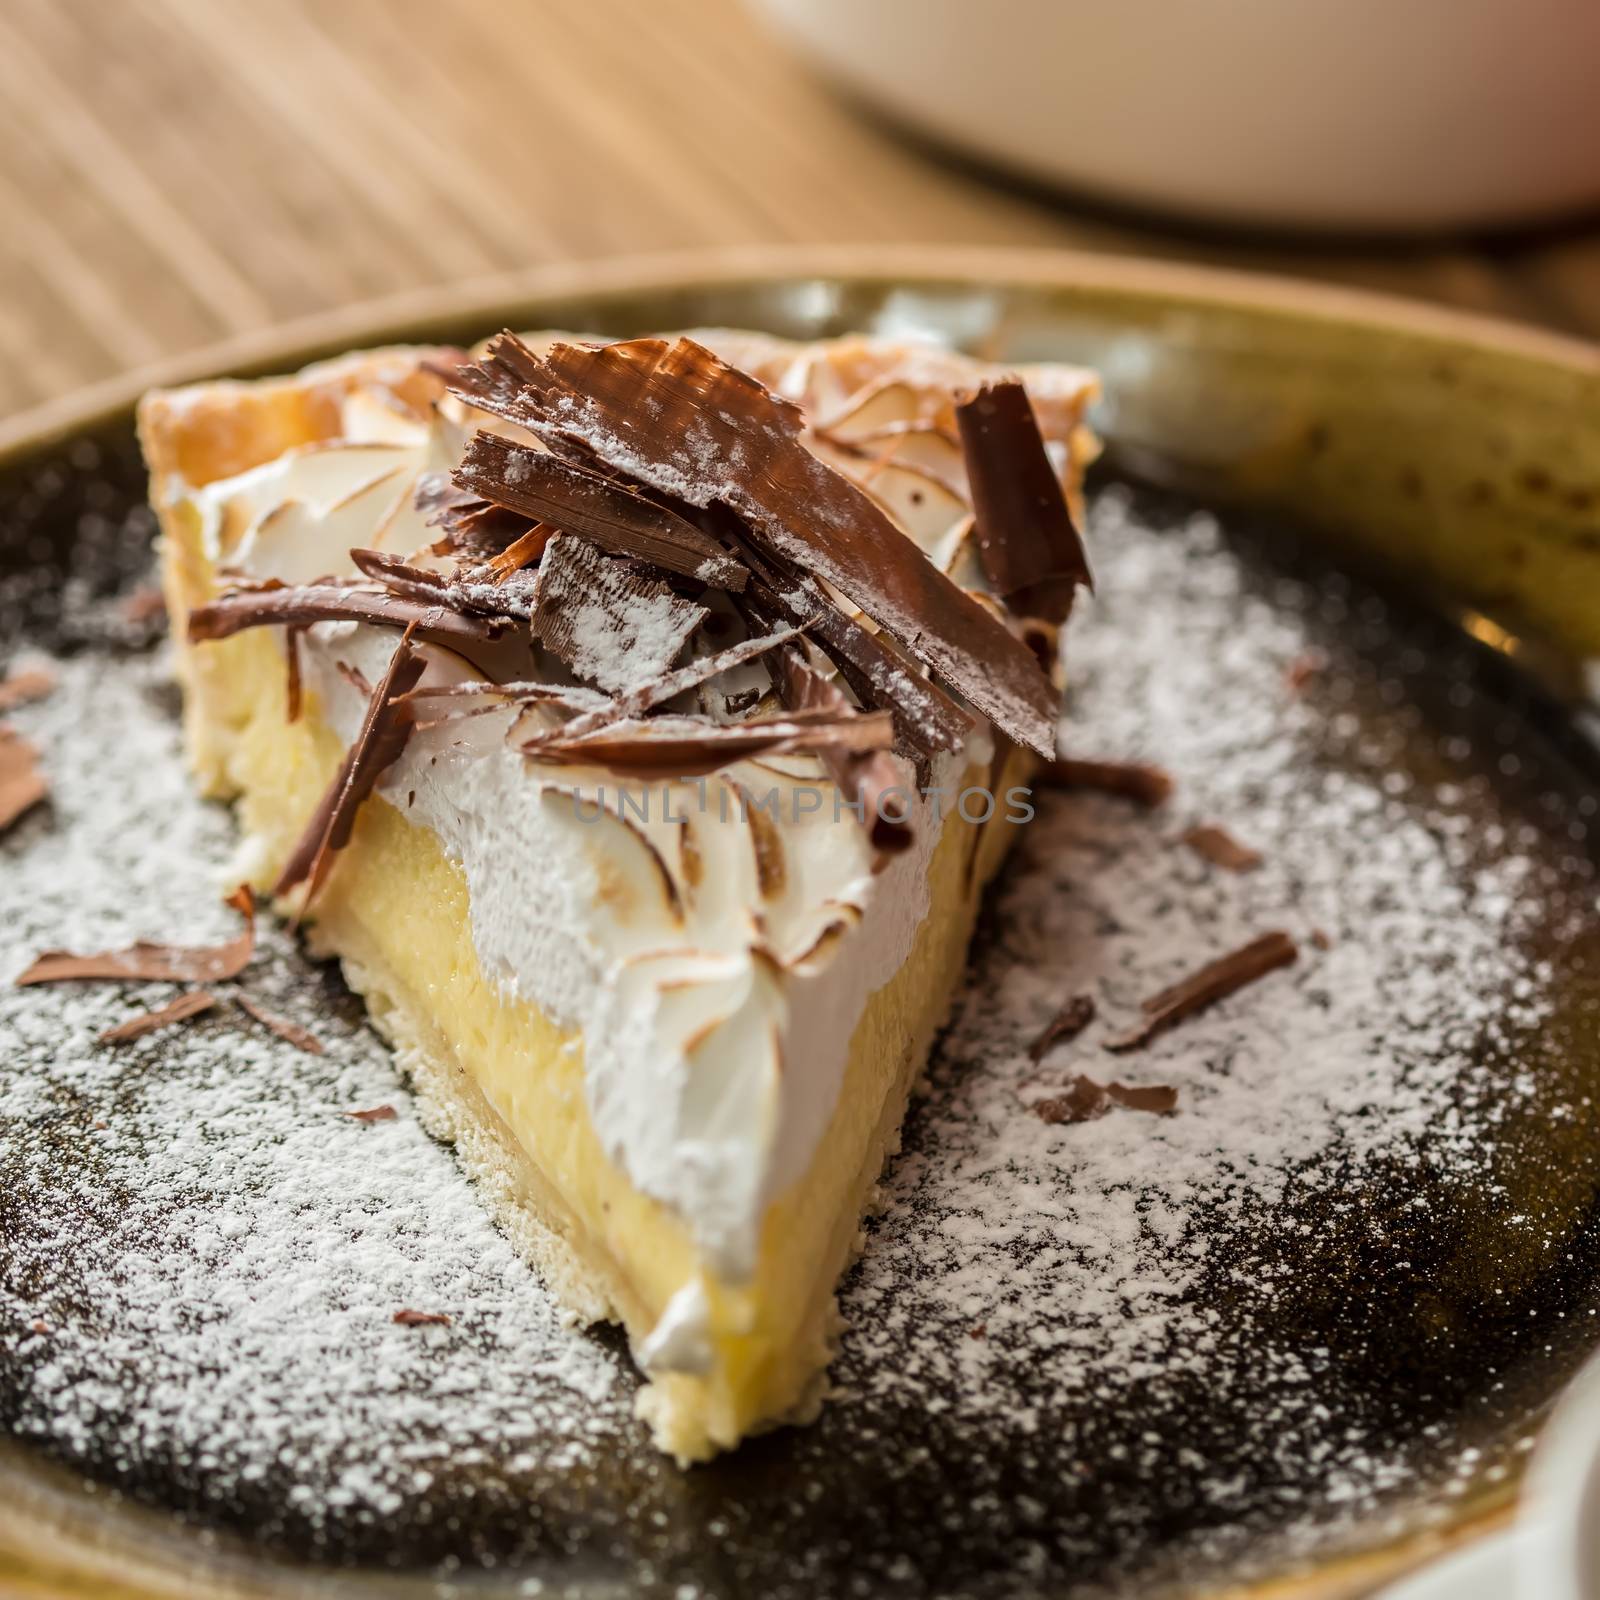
137 328 1098 1461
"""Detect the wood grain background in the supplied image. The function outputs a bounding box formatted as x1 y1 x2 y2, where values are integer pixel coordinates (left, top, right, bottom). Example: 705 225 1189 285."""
1 0 1596 419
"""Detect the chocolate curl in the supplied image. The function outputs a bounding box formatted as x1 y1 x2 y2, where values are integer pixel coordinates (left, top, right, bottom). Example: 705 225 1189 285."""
275 631 426 907
955 379 1092 623
190 579 537 684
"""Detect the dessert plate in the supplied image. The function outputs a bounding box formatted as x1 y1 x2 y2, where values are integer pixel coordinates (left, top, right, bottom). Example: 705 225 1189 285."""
1 248 1598 1600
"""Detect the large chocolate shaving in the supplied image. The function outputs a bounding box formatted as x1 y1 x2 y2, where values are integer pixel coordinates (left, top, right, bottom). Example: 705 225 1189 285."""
454 431 747 590
275 633 426 904
955 380 1092 622
17 886 256 986
448 334 1058 755
771 644 912 853
1105 931 1298 1052
0 725 48 835
189 581 536 684
517 710 894 779
531 534 707 694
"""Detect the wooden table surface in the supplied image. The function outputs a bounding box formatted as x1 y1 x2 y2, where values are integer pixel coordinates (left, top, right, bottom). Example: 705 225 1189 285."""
2 0 1597 421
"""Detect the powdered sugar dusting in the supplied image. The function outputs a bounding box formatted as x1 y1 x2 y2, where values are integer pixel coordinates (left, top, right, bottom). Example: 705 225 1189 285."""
3 478 1598 1595
0 649 634 1545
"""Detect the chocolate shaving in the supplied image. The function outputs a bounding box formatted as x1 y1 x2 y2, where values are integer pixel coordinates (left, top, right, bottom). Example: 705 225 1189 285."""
1039 757 1174 808
1181 823 1263 873
98 990 218 1044
0 667 55 712
731 533 971 758
1310 927 1333 951
345 1104 397 1124
454 431 747 590
1105 930 1299 1052
16 886 256 986
530 534 706 694
955 379 1092 622
449 334 1058 754
236 996 324 1055
549 624 805 744
336 660 373 700
1033 1075 1178 1124
1027 993 1096 1061
771 644 911 852
392 1308 450 1327
189 581 536 685
275 632 425 904
0 726 48 835
1107 1082 1181 1115
1285 649 1328 692
518 709 894 779
284 625 307 722
487 522 556 582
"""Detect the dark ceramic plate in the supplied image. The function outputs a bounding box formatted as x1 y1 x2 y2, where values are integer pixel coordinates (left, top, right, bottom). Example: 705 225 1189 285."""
1 251 1598 1600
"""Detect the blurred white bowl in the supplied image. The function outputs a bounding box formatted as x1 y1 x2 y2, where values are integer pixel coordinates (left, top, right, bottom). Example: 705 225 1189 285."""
753 0 1600 233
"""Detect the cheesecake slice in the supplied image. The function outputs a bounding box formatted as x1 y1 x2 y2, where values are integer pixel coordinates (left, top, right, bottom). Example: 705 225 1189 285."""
137 328 1098 1461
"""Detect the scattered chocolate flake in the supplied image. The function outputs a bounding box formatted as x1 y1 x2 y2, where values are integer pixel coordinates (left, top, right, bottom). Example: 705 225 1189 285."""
236 996 324 1055
518 709 895 780
1040 757 1174 808
955 379 1092 622
16 886 256 986
392 1308 450 1327
29 1320 49 1337
1310 927 1333 951
968 1325 986 1341
1181 823 1263 873
771 643 912 853
454 431 747 590
530 534 706 694
345 1104 398 1124
1285 649 1328 692
120 586 168 626
0 725 48 835
98 990 219 1044
1105 931 1299 1052
1027 993 1096 1061
189 581 536 685
0 667 55 712
1034 1075 1178 1124
346 548 540 622
1108 1083 1180 1115
1034 1076 1109 1124
722 686 762 716
449 334 1058 754
275 632 425 906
